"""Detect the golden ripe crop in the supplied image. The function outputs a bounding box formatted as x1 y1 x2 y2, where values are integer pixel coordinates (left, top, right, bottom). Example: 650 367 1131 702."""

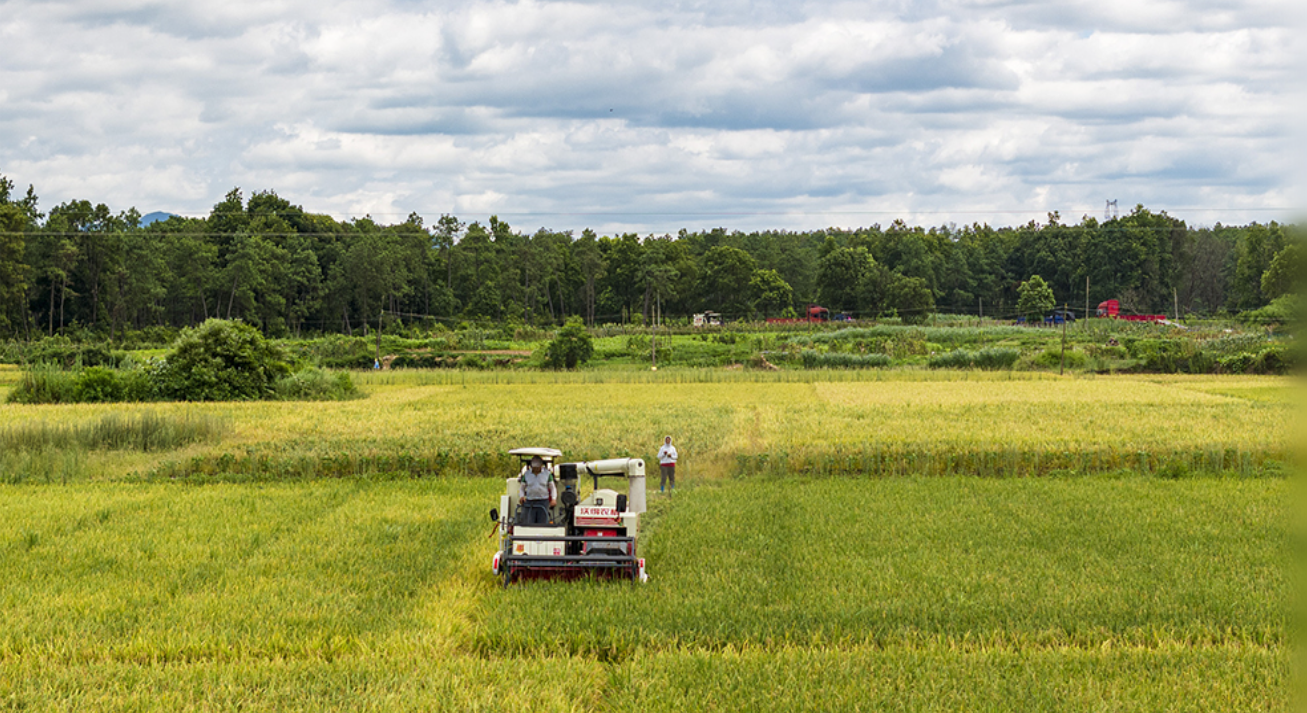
0 370 1291 482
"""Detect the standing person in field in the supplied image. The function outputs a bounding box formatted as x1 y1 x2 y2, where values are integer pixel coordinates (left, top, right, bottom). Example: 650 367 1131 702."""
658 435 678 493
518 456 557 525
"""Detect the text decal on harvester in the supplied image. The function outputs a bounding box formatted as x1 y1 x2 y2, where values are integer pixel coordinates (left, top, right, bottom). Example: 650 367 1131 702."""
574 506 620 525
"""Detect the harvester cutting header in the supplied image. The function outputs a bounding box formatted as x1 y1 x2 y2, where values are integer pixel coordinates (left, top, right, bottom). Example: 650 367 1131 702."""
490 447 648 586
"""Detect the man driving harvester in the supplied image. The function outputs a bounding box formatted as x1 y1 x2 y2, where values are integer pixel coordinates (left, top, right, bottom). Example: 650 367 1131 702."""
518 455 557 525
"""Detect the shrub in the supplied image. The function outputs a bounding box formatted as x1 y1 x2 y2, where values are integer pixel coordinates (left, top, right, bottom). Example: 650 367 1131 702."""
458 353 488 370
543 317 594 369
1241 294 1303 326
1126 339 1217 374
118 368 159 402
795 325 1032 349
1032 348 1087 370
1218 346 1294 375
1253 347 1291 374
160 319 290 401
1084 344 1129 360
320 353 375 369
928 348 1020 370
971 348 1021 370
1 337 128 369
76 345 119 368
625 334 651 357
273 368 359 401
390 352 454 369
74 366 124 403
800 350 891 369
926 350 973 369
6 363 78 404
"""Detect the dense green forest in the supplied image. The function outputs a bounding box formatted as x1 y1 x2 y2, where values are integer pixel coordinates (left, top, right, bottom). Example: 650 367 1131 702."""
0 176 1298 339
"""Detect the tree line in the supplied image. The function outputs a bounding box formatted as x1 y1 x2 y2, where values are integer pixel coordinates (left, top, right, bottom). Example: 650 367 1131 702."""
0 176 1298 339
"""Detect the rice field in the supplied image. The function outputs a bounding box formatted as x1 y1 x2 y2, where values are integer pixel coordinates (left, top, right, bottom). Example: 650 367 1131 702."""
0 370 1295 710
0 476 1290 711
0 370 1293 482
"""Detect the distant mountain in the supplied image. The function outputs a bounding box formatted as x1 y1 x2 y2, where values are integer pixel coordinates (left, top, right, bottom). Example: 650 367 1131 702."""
140 211 179 226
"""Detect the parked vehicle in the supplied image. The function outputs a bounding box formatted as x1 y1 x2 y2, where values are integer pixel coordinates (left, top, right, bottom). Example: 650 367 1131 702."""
1096 299 1167 323
766 304 851 324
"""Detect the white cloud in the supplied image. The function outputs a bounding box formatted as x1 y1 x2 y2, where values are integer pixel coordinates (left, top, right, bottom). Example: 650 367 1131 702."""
0 0 1298 231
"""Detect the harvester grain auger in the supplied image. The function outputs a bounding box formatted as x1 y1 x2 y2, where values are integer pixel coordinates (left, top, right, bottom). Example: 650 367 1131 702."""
490 447 648 586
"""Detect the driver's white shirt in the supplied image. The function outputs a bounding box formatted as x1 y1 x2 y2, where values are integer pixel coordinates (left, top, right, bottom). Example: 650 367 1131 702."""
519 466 556 501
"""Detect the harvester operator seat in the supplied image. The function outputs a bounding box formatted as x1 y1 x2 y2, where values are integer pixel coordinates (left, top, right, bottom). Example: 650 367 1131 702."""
516 501 553 526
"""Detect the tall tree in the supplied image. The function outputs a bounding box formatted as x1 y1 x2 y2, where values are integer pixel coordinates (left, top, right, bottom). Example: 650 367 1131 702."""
1260 242 1303 300
1229 223 1285 310
598 234 644 322
0 204 28 335
572 229 605 326
817 246 874 314
749 268 792 318
433 214 464 292
1017 275 1056 322
700 245 756 315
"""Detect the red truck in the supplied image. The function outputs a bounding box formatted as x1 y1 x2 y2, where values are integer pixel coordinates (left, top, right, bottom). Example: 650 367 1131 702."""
766 304 851 324
1096 300 1168 323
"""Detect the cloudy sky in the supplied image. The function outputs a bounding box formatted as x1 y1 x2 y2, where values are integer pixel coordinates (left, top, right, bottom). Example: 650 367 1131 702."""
0 0 1301 233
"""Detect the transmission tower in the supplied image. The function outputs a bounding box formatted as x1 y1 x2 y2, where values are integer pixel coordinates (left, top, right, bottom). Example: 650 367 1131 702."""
1104 199 1118 221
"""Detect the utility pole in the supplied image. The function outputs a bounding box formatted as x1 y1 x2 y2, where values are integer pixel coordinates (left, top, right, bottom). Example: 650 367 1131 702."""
376 311 383 368
978 297 983 320
1173 287 1180 322
1060 303 1067 376
1084 276 1089 330
651 291 658 370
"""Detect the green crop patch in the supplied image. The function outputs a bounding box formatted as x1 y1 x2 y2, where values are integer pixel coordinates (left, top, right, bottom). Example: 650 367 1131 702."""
0 476 1289 710
608 646 1287 712
473 478 1288 657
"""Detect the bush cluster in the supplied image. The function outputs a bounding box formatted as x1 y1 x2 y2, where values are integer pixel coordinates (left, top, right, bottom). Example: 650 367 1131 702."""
1121 338 1293 375
543 318 594 369
795 325 1031 348
154 320 291 400
1215 347 1294 374
927 348 1020 370
0 337 128 369
1032 348 1088 370
800 350 892 369
6 320 359 404
1125 339 1212 374
271 368 359 400
389 353 451 369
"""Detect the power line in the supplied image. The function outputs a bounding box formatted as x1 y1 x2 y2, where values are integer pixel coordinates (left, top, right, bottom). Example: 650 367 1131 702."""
0 221 1289 239
156 206 1298 218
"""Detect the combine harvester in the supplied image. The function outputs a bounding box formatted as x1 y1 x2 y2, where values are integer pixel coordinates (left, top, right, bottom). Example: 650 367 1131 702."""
490 448 648 586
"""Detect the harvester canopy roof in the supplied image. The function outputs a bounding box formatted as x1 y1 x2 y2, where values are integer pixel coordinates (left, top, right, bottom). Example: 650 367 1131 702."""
508 447 564 463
